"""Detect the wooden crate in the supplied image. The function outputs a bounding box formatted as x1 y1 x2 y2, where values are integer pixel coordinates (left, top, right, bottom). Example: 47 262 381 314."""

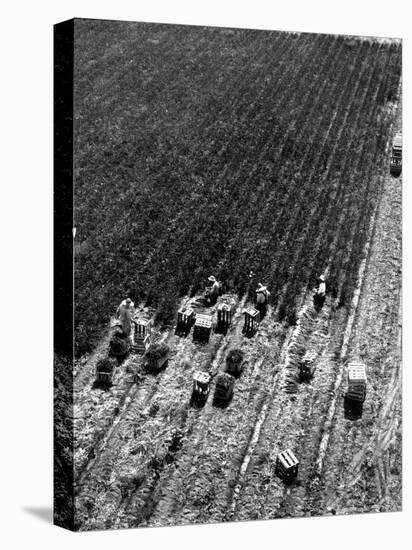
275 449 299 483
96 371 112 385
131 333 151 354
346 386 366 403
217 302 234 327
346 360 367 403
95 359 115 387
177 307 195 328
348 361 367 384
243 307 260 333
133 317 152 339
192 371 211 404
193 313 213 342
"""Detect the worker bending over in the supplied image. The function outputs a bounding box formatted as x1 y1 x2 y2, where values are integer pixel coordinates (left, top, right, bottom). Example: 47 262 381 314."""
256 283 270 316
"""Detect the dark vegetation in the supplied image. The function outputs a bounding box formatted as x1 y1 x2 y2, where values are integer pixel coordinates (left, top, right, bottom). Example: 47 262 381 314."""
73 20 401 355
145 342 170 360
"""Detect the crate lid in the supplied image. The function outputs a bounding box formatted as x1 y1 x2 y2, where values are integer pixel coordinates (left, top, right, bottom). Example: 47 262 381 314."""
133 316 152 326
195 314 212 327
348 361 367 381
193 370 211 384
218 303 232 311
178 305 194 314
277 448 299 466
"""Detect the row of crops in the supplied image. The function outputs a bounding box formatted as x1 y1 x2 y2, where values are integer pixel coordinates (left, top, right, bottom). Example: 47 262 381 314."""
74 22 401 357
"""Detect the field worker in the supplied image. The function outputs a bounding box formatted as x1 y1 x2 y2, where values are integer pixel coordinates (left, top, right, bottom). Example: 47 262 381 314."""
208 275 221 296
256 283 270 305
116 297 135 336
313 275 326 311
316 274 326 297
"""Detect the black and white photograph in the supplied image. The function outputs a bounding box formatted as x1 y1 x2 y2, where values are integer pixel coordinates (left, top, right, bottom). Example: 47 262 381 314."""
54 17 402 531
1 1 409 548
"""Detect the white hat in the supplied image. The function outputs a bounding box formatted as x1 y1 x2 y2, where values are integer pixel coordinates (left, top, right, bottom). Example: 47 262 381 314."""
208 275 216 282
319 275 325 282
257 283 267 291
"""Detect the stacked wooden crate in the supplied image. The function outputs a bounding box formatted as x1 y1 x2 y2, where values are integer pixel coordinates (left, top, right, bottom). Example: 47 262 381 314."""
243 307 260 333
132 317 152 354
346 360 367 403
217 302 234 329
177 306 195 329
193 313 213 342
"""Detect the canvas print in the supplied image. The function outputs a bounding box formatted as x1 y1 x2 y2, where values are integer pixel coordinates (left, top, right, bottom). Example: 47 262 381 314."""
54 18 402 531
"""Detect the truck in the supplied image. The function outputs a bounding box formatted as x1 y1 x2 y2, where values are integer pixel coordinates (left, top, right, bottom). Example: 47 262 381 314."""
390 133 402 176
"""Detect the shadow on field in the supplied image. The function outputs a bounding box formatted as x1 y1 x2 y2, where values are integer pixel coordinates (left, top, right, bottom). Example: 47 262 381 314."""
214 323 229 336
212 394 234 409
92 380 112 391
174 326 193 338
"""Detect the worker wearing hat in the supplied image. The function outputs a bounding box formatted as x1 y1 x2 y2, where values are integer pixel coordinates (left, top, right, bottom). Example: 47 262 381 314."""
116 297 136 336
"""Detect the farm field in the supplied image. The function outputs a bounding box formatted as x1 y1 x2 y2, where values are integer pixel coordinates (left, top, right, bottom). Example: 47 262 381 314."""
68 20 402 530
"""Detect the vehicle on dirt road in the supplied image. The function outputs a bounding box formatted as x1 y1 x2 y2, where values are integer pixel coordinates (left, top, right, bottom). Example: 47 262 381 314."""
390 132 402 176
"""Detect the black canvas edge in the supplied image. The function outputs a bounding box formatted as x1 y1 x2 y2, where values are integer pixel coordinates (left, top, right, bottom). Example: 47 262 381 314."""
54 18 75 531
